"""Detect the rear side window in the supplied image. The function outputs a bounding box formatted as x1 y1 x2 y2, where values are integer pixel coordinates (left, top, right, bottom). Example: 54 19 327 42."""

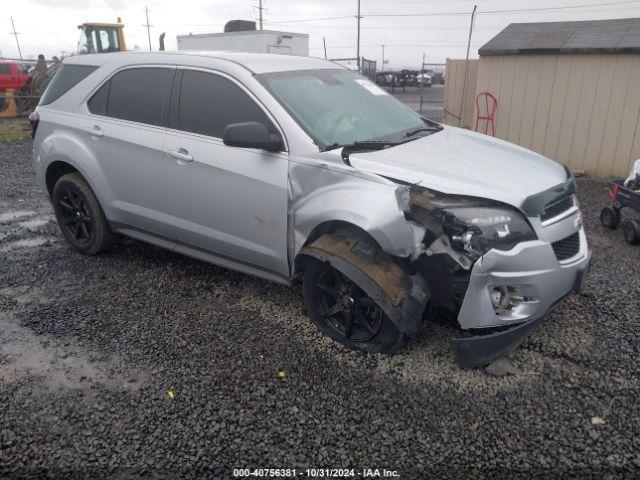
0 64 11 75
103 68 174 126
178 70 269 138
40 64 97 105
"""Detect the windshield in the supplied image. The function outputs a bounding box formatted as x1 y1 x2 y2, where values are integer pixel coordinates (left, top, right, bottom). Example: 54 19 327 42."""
257 69 429 149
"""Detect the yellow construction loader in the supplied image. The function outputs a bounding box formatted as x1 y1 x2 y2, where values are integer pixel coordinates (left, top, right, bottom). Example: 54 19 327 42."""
77 19 127 54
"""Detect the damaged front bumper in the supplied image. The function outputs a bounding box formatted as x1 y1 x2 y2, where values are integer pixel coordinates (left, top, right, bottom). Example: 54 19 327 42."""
454 229 591 368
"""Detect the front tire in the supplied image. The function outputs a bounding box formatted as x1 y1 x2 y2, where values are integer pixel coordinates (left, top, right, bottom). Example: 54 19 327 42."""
302 258 405 354
52 173 116 255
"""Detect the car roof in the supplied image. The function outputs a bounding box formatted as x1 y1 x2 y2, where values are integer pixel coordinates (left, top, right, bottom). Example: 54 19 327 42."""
64 51 343 74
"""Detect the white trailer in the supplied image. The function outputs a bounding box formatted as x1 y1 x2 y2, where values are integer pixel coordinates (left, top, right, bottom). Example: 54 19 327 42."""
177 30 309 56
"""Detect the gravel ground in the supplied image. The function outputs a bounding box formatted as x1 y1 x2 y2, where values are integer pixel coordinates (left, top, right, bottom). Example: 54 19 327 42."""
1 139 639 479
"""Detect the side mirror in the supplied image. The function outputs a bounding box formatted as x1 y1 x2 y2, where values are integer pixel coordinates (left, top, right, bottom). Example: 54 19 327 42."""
223 122 283 152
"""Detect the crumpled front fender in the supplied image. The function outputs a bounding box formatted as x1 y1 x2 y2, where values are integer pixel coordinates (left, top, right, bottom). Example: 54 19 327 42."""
301 234 429 336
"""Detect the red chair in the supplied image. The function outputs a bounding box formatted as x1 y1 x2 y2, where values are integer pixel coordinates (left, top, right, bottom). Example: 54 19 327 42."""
475 92 498 137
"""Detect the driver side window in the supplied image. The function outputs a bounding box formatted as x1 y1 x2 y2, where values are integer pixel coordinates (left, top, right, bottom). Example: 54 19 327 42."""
177 70 274 138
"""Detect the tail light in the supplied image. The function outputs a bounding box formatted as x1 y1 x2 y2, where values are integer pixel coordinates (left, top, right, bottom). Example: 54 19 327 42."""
609 184 619 202
29 110 39 139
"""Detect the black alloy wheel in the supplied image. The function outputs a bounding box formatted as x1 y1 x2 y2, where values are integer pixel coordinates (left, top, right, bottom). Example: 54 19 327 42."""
302 257 405 354
58 189 93 244
314 263 383 342
52 173 116 255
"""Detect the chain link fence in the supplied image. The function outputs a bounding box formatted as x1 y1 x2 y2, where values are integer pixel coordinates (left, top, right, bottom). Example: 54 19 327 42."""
0 57 61 140
0 57 60 118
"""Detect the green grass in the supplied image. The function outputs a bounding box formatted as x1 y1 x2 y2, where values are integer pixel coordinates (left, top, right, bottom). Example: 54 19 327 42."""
0 120 30 142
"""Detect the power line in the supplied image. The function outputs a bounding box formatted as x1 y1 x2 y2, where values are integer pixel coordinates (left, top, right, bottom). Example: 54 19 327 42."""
311 43 483 49
267 0 513 3
267 0 640 23
365 0 640 17
276 25 504 30
266 15 353 24
154 23 226 27
481 0 640 14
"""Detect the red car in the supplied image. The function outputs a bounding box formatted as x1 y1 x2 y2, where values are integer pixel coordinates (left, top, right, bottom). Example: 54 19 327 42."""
0 62 30 92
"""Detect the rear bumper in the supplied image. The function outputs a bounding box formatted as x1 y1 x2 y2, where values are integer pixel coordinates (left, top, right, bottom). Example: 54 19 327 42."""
454 245 591 368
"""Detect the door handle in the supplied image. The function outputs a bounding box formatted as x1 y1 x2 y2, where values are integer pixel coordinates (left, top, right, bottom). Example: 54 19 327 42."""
167 149 193 164
84 126 103 137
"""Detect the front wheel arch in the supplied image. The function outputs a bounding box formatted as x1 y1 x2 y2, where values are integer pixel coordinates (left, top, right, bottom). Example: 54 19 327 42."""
297 233 429 337
294 221 382 278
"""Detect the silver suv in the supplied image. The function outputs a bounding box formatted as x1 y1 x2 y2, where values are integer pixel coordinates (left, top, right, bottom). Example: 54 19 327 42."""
32 52 591 367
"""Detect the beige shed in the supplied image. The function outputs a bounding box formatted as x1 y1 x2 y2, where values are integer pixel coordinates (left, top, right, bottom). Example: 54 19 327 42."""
470 18 640 178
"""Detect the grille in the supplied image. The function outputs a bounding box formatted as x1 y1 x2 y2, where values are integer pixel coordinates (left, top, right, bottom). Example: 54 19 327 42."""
541 195 574 221
552 232 580 261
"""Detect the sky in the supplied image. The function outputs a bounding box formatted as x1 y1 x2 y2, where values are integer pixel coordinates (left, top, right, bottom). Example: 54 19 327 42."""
2 0 640 69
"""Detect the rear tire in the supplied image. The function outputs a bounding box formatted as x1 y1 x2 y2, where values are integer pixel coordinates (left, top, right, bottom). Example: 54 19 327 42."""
600 205 621 229
302 258 405 354
52 173 116 255
623 219 640 245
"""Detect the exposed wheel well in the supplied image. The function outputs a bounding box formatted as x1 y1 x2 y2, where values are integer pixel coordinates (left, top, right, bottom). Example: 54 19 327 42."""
45 161 78 197
293 221 380 277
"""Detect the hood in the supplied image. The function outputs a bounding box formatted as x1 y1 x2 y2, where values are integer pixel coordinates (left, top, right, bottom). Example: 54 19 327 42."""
348 126 569 211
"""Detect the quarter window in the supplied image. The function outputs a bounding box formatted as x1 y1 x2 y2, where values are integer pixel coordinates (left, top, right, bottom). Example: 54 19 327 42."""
87 81 108 115
178 70 270 138
40 64 97 106
89 68 174 126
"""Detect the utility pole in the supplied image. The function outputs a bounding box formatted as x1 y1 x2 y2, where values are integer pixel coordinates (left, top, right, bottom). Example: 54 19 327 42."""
356 0 361 71
143 6 153 51
381 44 385 73
10 17 22 60
323 37 328 59
258 0 264 30
459 5 477 128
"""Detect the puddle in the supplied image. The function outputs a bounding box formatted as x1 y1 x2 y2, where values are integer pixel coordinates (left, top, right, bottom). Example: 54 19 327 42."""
0 314 137 390
0 285 145 391
0 286 145 391
0 236 57 252
0 210 36 224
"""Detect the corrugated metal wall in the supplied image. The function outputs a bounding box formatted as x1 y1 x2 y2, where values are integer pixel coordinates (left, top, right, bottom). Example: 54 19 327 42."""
472 53 640 178
442 58 479 129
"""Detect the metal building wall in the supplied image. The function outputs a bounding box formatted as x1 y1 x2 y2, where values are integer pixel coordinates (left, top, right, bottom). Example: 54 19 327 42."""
472 53 640 178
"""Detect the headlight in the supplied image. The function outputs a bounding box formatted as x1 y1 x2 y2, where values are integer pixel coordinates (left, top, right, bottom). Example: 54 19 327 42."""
441 207 536 256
